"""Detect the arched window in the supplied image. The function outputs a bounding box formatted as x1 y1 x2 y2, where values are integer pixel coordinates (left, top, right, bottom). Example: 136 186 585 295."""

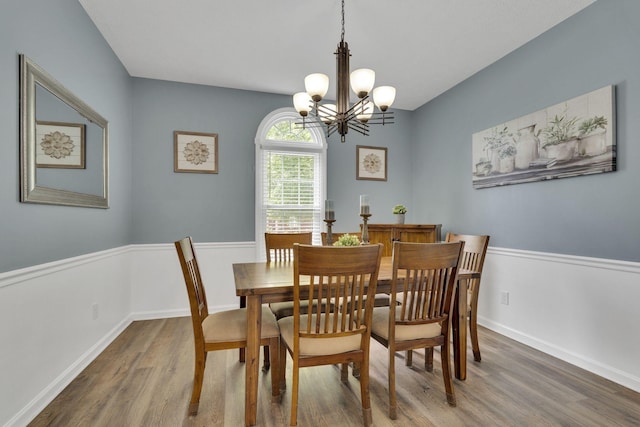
255 108 327 260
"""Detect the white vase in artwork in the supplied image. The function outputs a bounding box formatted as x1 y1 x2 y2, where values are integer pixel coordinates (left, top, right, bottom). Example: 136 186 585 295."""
578 130 607 156
498 155 515 174
543 138 578 162
515 124 540 169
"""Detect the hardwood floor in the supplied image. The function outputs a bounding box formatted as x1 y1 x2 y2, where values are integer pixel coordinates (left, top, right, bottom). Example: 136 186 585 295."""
29 317 640 426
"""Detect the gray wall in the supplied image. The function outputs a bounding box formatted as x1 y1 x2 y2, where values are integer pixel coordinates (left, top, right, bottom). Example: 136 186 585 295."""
0 0 133 273
130 78 413 243
410 0 640 262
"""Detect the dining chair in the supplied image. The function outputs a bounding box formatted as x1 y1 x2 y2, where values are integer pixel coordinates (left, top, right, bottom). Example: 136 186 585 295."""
175 236 281 415
262 232 314 368
370 241 464 418
265 231 313 262
406 233 490 369
278 243 383 426
445 232 490 362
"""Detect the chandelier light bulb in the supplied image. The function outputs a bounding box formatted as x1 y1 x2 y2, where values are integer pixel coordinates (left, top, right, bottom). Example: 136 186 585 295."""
304 73 329 102
319 104 337 124
372 86 396 112
350 68 375 98
293 92 313 116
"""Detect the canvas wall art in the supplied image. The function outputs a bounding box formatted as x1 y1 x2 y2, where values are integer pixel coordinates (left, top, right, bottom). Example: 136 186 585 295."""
472 85 615 189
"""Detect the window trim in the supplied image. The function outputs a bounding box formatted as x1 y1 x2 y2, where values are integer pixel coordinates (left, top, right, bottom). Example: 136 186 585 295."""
255 108 327 260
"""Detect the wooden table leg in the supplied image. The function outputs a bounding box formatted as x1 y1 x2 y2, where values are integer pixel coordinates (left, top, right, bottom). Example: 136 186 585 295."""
453 278 467 380
239 295 246 363
245 295 261 426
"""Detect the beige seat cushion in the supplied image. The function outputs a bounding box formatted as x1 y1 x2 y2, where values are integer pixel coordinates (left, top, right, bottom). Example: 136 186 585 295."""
202 306 279 343
371 307 441 341
278 314 363 356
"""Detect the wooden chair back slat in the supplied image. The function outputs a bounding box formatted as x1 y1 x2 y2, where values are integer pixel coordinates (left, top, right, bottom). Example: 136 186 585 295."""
391 242 464 328
294 244 383 340
444 233 490 301
444 232 490 362
175 237 209 328
265 232 312 262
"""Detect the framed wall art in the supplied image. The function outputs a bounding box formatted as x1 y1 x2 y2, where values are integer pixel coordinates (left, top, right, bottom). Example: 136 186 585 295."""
356 145 387 181
174 130 218 174
35 121 85 168
472 85 615 189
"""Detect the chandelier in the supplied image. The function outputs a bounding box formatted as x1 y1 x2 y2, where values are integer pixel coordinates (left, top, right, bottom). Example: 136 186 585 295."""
293 0 395 143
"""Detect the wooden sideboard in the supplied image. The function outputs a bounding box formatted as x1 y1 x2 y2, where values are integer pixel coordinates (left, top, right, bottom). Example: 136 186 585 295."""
364 224 442 256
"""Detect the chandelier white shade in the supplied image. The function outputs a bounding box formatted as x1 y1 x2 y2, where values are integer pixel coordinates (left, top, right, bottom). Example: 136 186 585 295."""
350 68 375 98
293 0 395 142
304 73 330 102
293 92 313 116
373 86 396 112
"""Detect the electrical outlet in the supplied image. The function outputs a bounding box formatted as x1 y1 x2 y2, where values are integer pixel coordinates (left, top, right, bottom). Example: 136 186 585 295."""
500 291 509 306
92 303 99 320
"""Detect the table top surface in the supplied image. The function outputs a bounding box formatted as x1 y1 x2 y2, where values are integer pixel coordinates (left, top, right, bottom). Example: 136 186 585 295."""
233 257 479 297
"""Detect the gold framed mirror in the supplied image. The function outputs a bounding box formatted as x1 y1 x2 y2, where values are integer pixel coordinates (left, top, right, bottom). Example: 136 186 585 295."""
19 54 109 208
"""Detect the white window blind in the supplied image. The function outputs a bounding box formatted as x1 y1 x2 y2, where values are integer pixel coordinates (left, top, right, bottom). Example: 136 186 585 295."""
262 150 322 237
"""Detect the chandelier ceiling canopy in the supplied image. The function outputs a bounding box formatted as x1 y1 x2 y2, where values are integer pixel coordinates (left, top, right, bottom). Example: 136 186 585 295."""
293 0 395 143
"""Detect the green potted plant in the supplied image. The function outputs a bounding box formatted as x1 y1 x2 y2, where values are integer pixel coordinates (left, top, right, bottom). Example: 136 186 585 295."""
577 115 608 156
333 233 361 246
392 204 407 224
541 113 579 161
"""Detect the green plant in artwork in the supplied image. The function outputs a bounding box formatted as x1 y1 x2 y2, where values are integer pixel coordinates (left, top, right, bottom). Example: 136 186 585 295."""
578 116 607 137
542 113 579 147
333 233 360 246
498 144 517 159
483 125 516 159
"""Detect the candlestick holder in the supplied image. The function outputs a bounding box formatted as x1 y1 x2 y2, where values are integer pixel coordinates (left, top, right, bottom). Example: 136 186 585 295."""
323 219 336 245
360 213 371 244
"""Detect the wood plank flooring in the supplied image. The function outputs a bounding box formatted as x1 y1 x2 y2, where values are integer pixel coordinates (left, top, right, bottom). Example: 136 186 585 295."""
29 317 640 426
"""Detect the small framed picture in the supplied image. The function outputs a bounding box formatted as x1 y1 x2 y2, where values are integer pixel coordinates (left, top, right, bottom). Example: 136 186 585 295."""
356 145 387 181
174 131 218 174
36 121 85 168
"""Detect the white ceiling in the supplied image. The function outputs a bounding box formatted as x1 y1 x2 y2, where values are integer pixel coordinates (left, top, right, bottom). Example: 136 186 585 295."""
78 0 595 111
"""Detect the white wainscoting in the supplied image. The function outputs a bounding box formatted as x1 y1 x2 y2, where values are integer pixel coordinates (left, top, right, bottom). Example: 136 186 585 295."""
0 241 257 427
479 247 640 393
2 242 639 426
0 246 133 427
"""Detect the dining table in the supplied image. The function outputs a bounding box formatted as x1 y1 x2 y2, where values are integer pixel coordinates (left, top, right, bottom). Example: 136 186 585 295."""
233 256 479 426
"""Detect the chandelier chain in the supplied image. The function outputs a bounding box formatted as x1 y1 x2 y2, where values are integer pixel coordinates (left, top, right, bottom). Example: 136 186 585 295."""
340 0 345 42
